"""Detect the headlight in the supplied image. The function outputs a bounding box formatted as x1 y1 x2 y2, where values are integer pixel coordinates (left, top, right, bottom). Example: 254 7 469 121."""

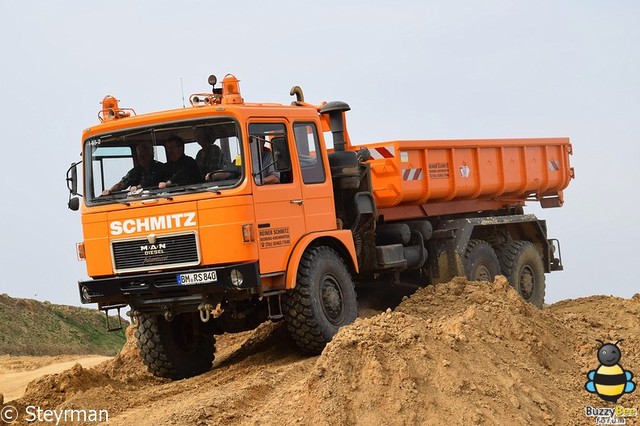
230 269 243 287
81 285 91 302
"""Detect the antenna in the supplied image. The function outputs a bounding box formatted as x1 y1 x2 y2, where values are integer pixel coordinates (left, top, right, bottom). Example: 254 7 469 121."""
180 78 185 108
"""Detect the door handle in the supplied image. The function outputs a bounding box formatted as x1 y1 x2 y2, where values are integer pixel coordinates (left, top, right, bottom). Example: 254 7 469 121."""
290 199 304 205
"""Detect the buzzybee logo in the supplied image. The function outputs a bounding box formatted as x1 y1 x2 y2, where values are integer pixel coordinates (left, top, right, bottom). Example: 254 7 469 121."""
585 340 636 403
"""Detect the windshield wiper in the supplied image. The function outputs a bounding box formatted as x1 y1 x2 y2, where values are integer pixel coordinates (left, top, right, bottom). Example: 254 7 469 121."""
99 195 131 206
155 193 174 200
162 185 221 194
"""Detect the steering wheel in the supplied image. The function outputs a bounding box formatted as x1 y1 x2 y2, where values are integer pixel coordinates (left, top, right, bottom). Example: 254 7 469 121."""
208 169 241 181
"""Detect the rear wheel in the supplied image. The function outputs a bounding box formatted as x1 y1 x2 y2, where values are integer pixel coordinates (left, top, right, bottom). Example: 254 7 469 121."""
135 312 215 379
497 240 546 308
464 239 500 282
283 246 358 354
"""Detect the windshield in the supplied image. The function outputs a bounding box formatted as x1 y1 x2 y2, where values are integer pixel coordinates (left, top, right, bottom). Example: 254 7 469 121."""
84 118 243 204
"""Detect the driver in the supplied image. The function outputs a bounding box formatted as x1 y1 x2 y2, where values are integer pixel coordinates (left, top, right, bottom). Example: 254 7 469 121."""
158 135 202 188
194 127 224 181
102 142 168 196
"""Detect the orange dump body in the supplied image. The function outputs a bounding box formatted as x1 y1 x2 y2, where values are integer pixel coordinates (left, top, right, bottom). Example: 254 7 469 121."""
362 138 573 220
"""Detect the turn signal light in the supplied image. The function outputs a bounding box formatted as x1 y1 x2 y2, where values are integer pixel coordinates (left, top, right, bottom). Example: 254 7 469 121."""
242 224 254 243
76 242 86 260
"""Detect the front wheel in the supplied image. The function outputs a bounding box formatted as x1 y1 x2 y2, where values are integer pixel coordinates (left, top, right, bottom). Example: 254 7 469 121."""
497 241 546 308
135 312 215 379
283 246 358 354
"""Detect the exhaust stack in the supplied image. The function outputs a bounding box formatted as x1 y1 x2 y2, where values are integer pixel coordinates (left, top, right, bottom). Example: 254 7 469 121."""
320 101 350 152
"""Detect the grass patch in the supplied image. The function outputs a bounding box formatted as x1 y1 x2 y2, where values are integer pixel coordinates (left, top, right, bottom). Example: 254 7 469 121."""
0 294 127 356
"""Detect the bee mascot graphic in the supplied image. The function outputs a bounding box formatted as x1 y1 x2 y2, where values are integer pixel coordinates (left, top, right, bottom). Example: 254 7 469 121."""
585 340 636 403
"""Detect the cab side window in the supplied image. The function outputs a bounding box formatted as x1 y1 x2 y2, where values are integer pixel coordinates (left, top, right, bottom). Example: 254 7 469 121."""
293 122 325 184
248 123 293 185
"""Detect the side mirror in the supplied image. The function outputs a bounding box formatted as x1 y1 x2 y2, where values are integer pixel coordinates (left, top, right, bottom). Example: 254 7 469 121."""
270 137 291 172
66 161 82 211
68 197 80 211
66 161 81 195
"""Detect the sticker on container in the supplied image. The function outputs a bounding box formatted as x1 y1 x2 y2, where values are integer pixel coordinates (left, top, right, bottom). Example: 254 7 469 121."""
428 162 449 179
369 146 395 159
400 152 409 162
459 164 471 178
402 168 423 181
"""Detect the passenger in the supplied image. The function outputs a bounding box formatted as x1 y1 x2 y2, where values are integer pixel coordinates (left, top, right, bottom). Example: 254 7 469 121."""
102 142 168 195
194 127 224 181
253 139 280 185
159 135 202 188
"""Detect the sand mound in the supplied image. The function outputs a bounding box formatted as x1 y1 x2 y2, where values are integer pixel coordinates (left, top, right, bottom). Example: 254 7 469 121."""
6 277 640 425
19 363 115 409
303 277 640 425
99 325 155 383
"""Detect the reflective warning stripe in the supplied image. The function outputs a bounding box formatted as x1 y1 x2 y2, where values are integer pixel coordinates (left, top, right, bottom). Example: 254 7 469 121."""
402 168 423 181
369 146 395 159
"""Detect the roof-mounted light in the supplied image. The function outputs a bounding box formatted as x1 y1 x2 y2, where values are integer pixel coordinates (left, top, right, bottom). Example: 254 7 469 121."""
98 95 135 122
221 74 243 105
189 94 215 106
189 74 223 107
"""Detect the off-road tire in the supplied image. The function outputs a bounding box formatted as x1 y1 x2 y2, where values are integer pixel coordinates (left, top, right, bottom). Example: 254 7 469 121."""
464 239 500 282
497 240 546 308
283 246 358 355
135 312 215 379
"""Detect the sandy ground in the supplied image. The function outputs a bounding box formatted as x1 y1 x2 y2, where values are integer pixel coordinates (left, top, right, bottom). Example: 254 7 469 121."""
0 356 110 402
2 277 639 425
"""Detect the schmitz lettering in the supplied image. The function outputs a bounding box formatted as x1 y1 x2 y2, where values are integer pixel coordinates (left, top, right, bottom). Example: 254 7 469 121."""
110 212 197 235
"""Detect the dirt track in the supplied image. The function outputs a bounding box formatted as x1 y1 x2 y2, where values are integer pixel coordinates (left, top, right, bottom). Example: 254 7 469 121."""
3 277 640 425
0 356 110 402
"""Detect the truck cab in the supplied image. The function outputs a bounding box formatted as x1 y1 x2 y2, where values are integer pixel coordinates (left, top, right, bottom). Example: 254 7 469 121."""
68 75 360 379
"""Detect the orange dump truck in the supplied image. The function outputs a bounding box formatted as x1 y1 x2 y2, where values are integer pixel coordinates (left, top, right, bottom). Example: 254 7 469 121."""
66 74 574 379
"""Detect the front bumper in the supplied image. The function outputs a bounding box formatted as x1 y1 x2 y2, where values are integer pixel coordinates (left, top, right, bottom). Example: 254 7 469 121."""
78 262 260 308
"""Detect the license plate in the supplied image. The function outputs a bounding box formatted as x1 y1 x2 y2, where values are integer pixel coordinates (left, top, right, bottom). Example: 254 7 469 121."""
177 270 217 286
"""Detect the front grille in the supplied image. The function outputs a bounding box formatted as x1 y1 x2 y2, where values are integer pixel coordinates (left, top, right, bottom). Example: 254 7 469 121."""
112 233 200 273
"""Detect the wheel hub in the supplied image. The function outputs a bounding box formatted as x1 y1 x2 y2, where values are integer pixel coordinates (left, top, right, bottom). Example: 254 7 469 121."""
475 264 492 282
174 315 199 353
321 274 344 325
519 265 535 299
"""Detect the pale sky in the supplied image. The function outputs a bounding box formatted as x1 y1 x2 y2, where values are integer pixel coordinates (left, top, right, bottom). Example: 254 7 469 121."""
0 1 638 306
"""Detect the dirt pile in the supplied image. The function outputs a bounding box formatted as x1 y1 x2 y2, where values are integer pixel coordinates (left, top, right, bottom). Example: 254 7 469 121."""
5 277 640 425
19 363 114 409
98 325 155 383
300 277 640 425
303 277 564 425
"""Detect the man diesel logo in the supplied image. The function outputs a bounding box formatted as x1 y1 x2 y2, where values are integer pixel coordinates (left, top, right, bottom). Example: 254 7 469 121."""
110 212 197 235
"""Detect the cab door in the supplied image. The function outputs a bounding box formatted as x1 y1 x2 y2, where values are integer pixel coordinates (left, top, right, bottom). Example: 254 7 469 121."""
292 121 336 232
250 121 305 274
